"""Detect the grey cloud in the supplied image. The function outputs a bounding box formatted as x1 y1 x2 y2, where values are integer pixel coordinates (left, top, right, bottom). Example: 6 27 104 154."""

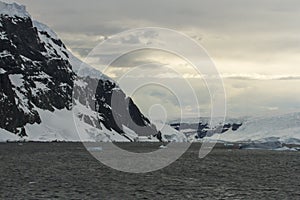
149 91 166 97
17 0 300 35
18 0 300 71
70 48 92 58
222 74 300 81
7 0 300 118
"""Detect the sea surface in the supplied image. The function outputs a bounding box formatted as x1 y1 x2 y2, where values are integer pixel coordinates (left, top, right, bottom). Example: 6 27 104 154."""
0 142 299 199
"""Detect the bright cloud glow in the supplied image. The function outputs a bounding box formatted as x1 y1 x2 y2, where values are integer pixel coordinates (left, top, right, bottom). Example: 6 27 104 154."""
12 0 300 118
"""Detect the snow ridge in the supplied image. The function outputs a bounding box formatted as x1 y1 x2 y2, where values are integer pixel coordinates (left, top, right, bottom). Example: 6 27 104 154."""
0 1 30 18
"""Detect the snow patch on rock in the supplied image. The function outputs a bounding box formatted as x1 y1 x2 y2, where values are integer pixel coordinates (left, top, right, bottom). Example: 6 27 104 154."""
0 2 30 18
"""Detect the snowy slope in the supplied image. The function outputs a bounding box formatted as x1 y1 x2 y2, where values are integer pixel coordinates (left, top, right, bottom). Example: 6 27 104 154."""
32 20 108 80
170 112 300 144
153 121 187 142
25 107 129 142
0 106 129 142
207 112 300 144
0 127 19 142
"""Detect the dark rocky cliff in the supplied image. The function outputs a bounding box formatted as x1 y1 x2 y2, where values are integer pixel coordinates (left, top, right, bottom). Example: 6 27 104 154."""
0 13 74 135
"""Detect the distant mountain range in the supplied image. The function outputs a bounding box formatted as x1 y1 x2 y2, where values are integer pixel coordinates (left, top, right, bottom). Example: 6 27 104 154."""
170 112 300 144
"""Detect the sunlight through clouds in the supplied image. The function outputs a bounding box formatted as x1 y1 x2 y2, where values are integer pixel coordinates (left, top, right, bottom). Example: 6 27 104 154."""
11 0 300 117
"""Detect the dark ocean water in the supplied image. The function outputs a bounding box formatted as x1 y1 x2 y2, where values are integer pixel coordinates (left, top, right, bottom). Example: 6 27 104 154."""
0 142 299 199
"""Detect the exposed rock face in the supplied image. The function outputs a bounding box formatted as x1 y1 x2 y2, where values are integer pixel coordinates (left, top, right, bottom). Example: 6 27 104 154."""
0 12 74 136
73 76 159 141
170 121 242 139
94 79 158 138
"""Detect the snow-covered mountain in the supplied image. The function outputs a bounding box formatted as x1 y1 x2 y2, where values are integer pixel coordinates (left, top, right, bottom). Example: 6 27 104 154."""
0 1 185 142
170 112 300 144
2 2 298 145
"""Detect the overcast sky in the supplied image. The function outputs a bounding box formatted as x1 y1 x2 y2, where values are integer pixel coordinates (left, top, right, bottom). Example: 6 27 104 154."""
5 0 300 119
